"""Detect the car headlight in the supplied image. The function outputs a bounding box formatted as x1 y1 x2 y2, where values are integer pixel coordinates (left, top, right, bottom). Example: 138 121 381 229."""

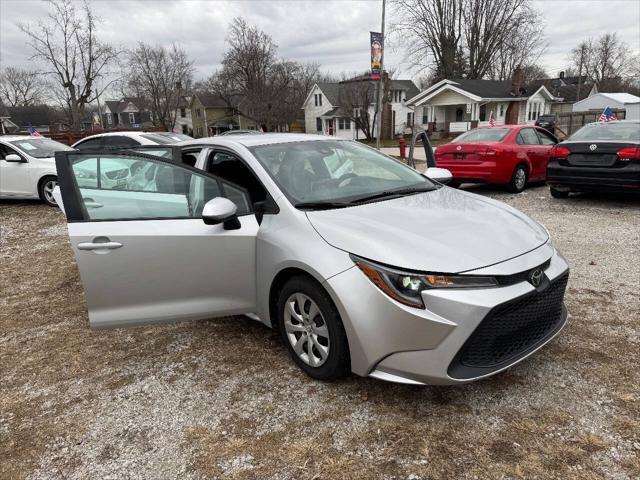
351 256 498 309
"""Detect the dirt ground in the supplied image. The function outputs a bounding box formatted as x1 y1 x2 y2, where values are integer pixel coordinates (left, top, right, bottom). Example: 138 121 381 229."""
1 185 639 480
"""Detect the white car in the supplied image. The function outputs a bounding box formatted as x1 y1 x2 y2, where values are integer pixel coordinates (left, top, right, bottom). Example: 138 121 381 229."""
0 135 75 206
72 131 193 151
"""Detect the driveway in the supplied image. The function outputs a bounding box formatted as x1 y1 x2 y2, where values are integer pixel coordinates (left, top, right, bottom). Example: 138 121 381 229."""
1 187 639 479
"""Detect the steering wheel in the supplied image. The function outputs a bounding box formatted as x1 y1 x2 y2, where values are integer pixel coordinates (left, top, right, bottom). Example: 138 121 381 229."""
337 173 358 187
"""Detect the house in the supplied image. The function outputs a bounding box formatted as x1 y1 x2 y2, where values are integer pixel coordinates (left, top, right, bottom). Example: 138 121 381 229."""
0 103 19 134
572 92 640 120
5 105 67 133
102 98 152 129
302 75 420 140
406 67 556 136
172 96 193 136
190 93 258 138
529 74 597 115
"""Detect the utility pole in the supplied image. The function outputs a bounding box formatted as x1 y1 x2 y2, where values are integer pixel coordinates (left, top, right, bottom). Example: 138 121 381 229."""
576 43 586 102
375 0 386 150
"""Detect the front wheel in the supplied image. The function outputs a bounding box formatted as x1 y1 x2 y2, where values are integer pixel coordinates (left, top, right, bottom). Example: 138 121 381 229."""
276 276 350 381
38 176 58 206
507 165 528 193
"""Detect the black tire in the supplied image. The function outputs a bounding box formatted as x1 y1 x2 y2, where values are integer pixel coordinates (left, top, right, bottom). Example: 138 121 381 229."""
38 176 58 207
507 164 528 193
550 185 570 199
276 275 350 381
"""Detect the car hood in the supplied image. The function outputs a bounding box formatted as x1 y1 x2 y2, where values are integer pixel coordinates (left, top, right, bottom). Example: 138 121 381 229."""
306 187 548 273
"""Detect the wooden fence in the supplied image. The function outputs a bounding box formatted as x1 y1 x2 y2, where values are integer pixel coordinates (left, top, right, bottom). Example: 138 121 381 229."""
39 127 165 145
557 109 626 138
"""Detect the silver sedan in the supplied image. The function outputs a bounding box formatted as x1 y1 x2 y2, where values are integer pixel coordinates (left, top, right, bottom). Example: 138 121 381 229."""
53 133 569 385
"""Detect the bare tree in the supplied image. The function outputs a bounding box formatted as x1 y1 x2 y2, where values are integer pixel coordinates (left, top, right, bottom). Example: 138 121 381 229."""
209 17 326 130
570 34 633 91
18 0 119 129
0 67 46 107
126 43 194 130
391 0 465 79
391 0 544 80
338 77 379 141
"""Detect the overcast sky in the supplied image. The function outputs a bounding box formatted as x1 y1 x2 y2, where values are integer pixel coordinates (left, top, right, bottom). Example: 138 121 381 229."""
1 0 639 85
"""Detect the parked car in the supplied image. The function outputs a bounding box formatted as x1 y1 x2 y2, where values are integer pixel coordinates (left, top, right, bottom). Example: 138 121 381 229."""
547 120 640 198
535 114 557 136
0 135 74 206
72 131 193 150
52 134 569 385
435 125 558 192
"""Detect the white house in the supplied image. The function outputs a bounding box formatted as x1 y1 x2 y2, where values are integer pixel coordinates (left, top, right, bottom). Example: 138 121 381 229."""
406 67 556 135
302 77 420 139
172 95 193 136
572 92 640 120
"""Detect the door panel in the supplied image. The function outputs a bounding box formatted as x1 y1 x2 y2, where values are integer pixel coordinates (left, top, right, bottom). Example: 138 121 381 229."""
0 145 32 195
56 151 258 328
68 217 258 328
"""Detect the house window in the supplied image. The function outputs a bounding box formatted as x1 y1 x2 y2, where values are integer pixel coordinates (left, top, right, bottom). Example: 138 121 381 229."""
528 102 541 121
196 108 202 118
106 113 112 125
406 112 414 126
316 117 322 132
180 108 186 118
314 94 323 107
338 118 351 130
128 112 135 124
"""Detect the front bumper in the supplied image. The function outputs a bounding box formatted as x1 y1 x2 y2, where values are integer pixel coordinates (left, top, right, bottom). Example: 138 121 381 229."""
324 243 569 385
547 159 640 192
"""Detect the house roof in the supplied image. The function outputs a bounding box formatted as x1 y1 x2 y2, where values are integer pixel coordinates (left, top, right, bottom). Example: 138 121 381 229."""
195 92 235 108
316 82 341 105
313 78 420 108
527 79 595 102
104 97 144 114
6 105 60 127
390 80 420 100
447 79 516 98
597 92 640 104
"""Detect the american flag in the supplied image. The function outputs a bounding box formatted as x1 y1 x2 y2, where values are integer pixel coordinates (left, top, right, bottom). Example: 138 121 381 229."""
27 124 43 137
489 111 496 127
598 106 617 123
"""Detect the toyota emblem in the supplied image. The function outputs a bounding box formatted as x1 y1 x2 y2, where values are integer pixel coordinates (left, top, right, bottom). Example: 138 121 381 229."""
529 268 544 287
456 145 462 151
589 144 597 151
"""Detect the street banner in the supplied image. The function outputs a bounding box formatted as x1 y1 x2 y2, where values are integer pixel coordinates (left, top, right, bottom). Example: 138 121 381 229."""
370 32 383 79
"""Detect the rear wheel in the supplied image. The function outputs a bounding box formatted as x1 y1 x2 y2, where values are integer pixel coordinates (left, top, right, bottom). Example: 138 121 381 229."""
276 275 350 381
38 176 58 206
507 165 528 193
550 185 570 199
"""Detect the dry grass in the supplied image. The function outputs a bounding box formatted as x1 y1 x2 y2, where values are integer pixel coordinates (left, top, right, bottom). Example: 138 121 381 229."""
1 188 639 479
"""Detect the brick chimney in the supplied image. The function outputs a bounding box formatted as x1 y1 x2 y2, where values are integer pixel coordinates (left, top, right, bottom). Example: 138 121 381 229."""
510 65 524 96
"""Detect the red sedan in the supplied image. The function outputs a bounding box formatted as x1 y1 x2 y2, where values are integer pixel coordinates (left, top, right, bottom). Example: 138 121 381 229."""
435 125 558 192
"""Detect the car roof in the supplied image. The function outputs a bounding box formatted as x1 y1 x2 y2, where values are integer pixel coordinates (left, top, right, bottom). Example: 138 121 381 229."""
0 135 36 142
178 133 338 148
79 131 147 139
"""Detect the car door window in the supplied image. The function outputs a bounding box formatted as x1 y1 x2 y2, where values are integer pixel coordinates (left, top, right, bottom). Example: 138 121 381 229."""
104 136 141 148
518 128 541 145
74 137 104 151
69 153 251 221
206 151 267 214
0 143 23 160
536 130 557 145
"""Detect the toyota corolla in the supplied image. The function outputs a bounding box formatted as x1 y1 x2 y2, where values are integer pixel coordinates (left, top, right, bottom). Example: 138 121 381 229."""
53 134 569 385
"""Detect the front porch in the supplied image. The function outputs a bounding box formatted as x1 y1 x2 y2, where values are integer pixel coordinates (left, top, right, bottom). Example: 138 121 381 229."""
419 102 509 136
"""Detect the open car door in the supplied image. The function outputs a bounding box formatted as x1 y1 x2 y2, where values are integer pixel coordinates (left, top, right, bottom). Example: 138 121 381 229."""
55 150 258 328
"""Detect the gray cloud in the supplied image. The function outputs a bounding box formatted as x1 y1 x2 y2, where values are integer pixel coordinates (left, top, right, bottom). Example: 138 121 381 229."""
1 0 638 85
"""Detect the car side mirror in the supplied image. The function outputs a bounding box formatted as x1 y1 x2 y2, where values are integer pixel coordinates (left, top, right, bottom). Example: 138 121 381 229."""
424 167 453 185
202 197 241 230
5 154 24 162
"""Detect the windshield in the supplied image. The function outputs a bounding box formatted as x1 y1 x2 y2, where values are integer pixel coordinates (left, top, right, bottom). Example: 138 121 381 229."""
140 133 192 144
9 138 74 158
569 122 640 142
453 128 511 143
250 140 435 206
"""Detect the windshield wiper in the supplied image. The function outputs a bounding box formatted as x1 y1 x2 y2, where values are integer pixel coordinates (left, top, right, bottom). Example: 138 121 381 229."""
294 201 354 210
351 186 438 204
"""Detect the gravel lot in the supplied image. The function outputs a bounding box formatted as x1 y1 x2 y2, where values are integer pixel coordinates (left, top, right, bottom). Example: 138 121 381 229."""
1 185 639 480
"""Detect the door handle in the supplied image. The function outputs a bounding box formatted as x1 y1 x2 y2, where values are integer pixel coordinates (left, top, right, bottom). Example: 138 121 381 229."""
83 200 103 209
77 241 123 251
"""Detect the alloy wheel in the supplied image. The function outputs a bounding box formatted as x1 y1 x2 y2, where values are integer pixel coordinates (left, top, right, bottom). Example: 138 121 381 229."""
42 179 58 205
514 168 526 190
283 293 330 367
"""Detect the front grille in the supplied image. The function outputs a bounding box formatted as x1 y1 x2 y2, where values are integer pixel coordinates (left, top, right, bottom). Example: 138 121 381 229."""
449 272 569 378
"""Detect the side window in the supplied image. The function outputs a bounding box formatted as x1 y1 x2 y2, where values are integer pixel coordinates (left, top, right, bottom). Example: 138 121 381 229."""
0 144 21 160
537 130 557 146
206 151 267 214
104 136 141 148
518 129 540 145
70 154 228 221
75 138 103 151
